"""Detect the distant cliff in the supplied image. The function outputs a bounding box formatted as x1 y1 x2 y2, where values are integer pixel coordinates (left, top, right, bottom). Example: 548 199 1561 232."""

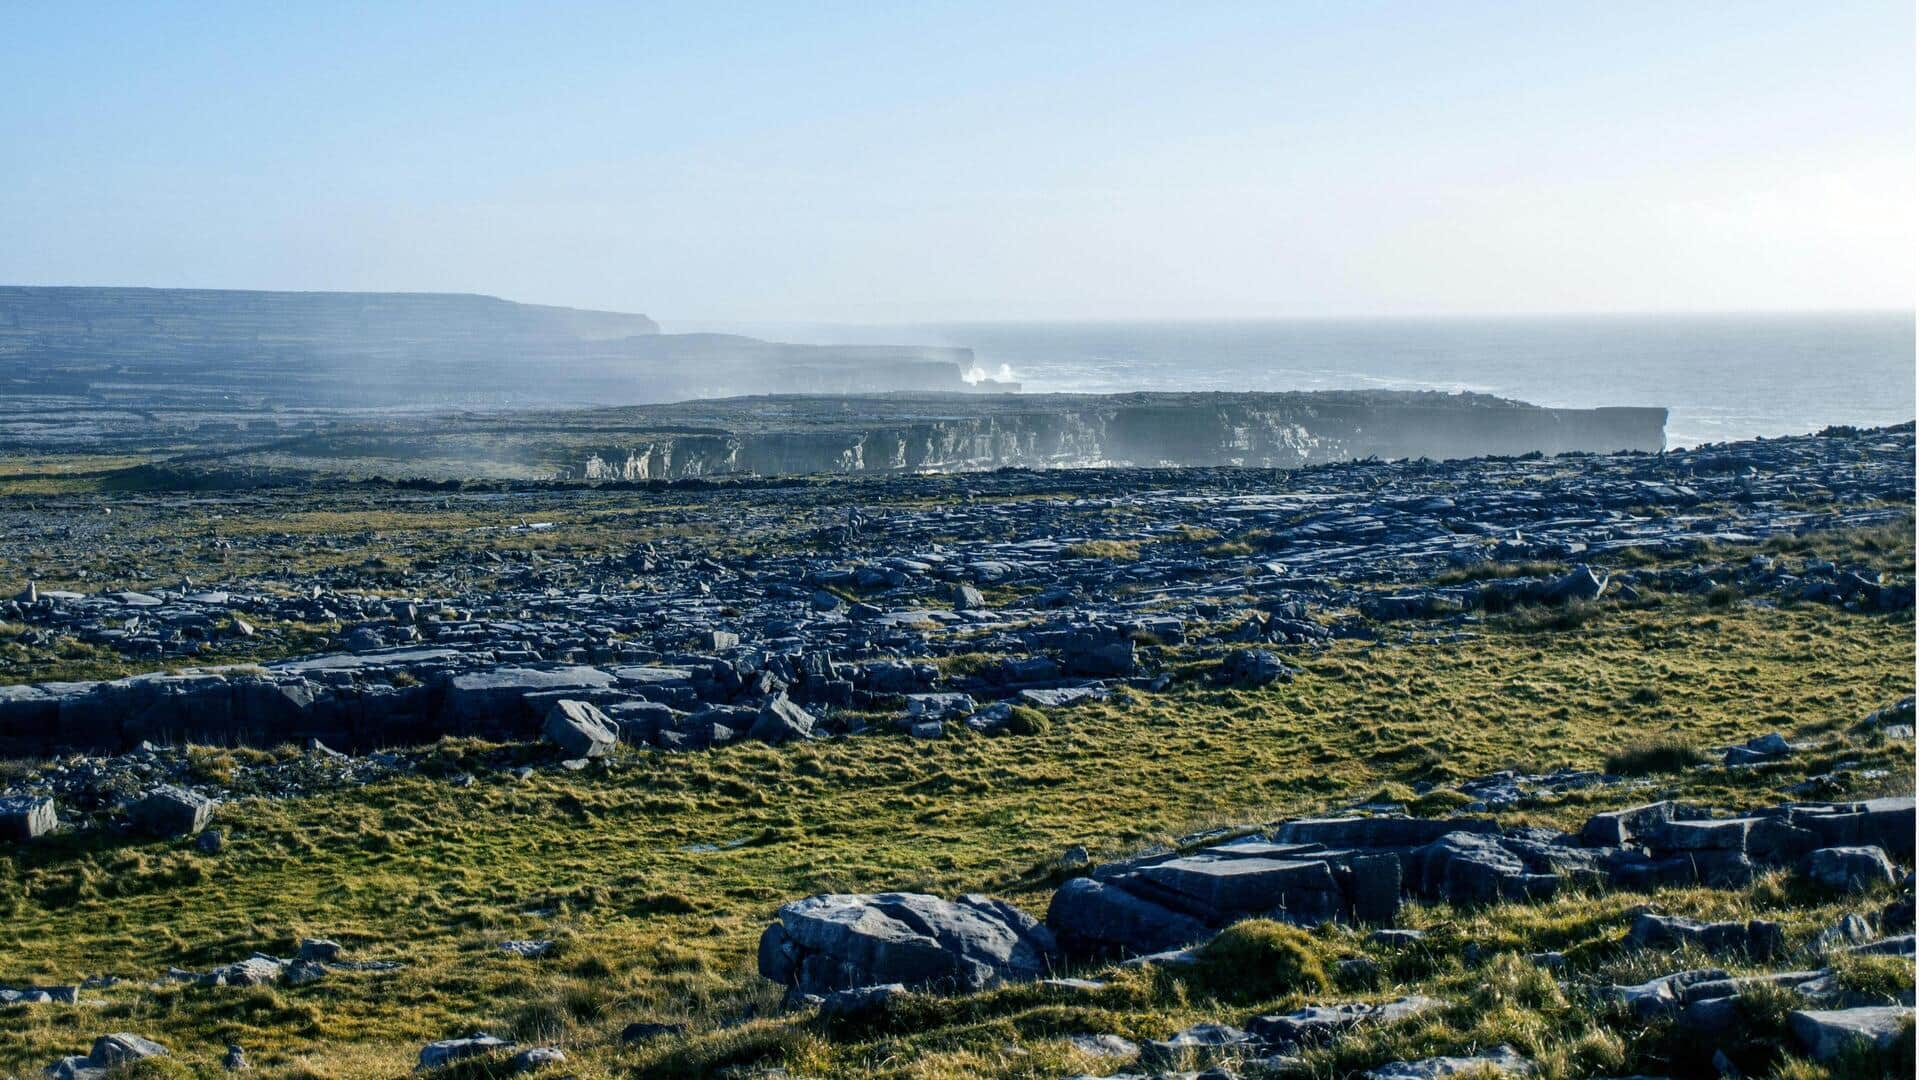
0 286 994 410
554 391 1668 479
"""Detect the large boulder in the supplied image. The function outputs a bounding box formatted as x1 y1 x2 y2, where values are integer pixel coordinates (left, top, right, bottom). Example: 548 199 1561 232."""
542 699 618 758
1408 832 1556 904
1216 648 1295 687
418 1032 513 1070
47 1033 170 1078
1131 853 1343 924
1804 846 1898 892
757 892 1056 995
748 695 817 745
0 795 56 841
1545 565 1608 602
1055 625 1134 677
130 786 214 837
1045 876 1209 957
1787 1006 1915 1063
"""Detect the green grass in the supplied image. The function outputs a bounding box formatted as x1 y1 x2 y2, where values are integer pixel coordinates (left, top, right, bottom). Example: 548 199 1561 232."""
1061 540 1143 562
0 593 1911 1077
1432 559 1569 586
1603 737 1708 776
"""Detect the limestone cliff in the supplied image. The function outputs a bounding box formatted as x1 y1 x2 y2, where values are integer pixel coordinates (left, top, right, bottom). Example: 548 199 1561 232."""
555 392 1667 479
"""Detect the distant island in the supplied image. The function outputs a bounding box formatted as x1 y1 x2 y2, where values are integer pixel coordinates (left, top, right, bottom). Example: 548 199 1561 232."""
0 286 1012 415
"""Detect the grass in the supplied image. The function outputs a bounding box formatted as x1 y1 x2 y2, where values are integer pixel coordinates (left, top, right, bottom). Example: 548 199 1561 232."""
0 591 1911 1077
1062 540 1143 562
1603 738 1708 776
1433 560 1569 586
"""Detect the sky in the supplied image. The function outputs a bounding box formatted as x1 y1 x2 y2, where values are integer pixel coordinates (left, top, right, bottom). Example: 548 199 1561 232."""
2 1 1913 323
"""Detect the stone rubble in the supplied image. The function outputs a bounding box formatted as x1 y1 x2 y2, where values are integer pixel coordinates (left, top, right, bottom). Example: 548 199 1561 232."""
0 426 1909 775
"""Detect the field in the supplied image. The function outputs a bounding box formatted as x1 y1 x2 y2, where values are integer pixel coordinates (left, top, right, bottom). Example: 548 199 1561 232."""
2 585 1911 1078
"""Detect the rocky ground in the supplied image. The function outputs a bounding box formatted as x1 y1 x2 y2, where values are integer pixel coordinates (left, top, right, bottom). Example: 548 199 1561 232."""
0 425 1912 1078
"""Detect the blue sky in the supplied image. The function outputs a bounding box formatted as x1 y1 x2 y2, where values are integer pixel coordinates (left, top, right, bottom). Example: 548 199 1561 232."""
2 1 1912 321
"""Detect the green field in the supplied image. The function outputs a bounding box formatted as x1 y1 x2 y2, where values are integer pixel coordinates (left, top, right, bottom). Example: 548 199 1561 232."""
1 585 1911 1078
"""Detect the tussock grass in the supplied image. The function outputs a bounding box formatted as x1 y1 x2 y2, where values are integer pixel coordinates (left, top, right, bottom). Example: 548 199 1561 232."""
1061 539 1142 561
1433 559 1569 585
1604 737 1708 776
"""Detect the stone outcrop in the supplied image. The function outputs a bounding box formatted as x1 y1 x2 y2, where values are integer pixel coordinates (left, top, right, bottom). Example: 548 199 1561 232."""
1043 797 1915 959
756 892 1058 996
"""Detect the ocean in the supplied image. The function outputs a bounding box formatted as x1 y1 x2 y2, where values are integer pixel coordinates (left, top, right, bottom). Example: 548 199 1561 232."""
667 312 1916 449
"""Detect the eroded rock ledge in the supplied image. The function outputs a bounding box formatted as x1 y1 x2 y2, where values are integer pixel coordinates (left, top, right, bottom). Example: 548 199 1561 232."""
552 391 1670 479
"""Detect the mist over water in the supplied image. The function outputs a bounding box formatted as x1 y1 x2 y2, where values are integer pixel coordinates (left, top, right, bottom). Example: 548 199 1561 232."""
677 312 1915 449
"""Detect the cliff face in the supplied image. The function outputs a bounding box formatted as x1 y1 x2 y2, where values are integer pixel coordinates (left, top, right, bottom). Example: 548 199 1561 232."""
558 393 1668 479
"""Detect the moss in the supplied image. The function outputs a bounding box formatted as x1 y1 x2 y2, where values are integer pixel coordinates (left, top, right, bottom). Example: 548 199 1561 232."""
1185 919 1330 1002
1004 706 1050 736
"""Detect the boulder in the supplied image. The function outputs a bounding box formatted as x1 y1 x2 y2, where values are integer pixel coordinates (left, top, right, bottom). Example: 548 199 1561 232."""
284 959 327 986
507 1047 566 1073
1046 876 1210 957
1132 854 1343 923
757 892 1056 995
130 785 214 837
748 695 817 745
1351 853 1403 926
951 584 988 610
1217 648 1295 687
1409 832 1556 904
1546 565 1608 602
542 699 618 758
1649 817 1758 852
1725 731 1792 765
88 1034 170 1068
1066 1033 1139 1059
0 795 56 840
1628 913 1782 958
297 938 342 962
1787 1005 1915 1062
1804 846 1898 892
444 666 617 737
201 955 284 986
418 1032 513 1070
1577 801 1705 847
819 982 908 1022
1056 625 1134 677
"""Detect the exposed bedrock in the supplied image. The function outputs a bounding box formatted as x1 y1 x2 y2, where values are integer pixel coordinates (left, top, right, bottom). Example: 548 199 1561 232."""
559 392 1669 479
749 796 1917 996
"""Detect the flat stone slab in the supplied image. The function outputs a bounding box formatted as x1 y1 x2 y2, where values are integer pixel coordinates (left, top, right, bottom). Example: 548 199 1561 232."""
1788 1006 1915 1062
1134 855 1339 918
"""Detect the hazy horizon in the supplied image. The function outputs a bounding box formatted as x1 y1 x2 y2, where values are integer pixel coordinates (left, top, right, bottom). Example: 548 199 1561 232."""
5 1 1913 324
